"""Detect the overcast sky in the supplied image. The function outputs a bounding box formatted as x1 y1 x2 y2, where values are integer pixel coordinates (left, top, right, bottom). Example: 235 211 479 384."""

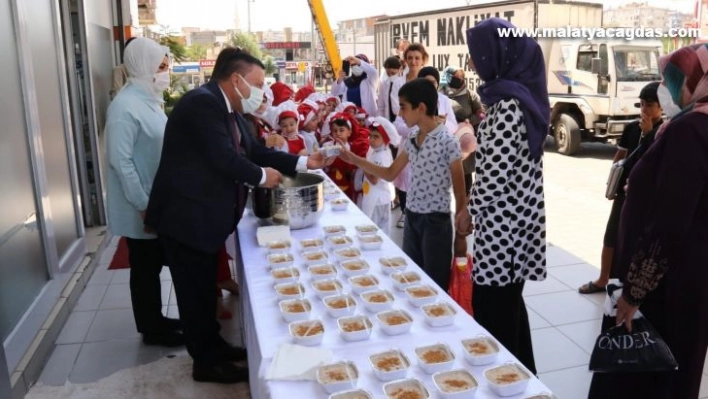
156 0 697 33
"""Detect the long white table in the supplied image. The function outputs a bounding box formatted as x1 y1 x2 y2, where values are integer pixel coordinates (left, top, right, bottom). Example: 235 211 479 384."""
235 171 553 399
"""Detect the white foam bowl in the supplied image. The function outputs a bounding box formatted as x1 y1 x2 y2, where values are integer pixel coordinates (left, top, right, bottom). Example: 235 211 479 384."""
433 369 479 399
300 238 325 252
288 319 325 346
390 271 422 291
278 298 312 322
361 289 394 313
274 282 306 300
348 274 380 294
483 363 532 397
328 388 374 399
323 294 358 318
336 315 373 342
330 198 349 211
271 266 301 284
369 349 411 382
414 343 456 374
421 302 457 327
355 224 379 236
302 250 330 266
404 285 439 307
323 225 347 237
316 360 359 394
376 309 414 336
379 257 408 275
340 259 371 277
461 336 500 366
327 235 354 250
267 253 294 269
358 235 383 250
311 279 344 299
308 263 338 280
523 393 558 399
266 240 291 254
382 378 430 399
333 248 362 262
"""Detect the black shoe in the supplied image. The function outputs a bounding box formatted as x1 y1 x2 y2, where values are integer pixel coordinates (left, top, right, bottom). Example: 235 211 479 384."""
142 331 185 347
161 317 182 332
219 345 247 362
193 362 249 384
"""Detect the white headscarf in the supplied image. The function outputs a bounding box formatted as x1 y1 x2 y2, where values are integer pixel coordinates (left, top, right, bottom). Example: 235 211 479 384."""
124 37 169 102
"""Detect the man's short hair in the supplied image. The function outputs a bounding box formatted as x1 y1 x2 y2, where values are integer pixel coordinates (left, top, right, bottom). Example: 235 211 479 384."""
417 66 440 85
211 47 265 82
399 78 438 116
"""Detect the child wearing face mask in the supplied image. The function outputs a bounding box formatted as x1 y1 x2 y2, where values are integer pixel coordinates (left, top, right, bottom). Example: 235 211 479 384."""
323 113 370 200
273 100 306 155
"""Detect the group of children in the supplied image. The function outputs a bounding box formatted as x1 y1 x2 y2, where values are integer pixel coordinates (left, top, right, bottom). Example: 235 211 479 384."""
250 82 400 235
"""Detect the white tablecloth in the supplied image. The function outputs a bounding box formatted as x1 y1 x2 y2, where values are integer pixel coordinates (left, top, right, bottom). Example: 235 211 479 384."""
235 170 553 399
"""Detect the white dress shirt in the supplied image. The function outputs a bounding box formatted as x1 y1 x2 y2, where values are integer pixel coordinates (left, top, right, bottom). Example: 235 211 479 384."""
331 60 380 117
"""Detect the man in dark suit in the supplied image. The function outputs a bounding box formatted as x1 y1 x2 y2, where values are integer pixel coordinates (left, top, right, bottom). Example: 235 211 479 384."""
146 47 330 384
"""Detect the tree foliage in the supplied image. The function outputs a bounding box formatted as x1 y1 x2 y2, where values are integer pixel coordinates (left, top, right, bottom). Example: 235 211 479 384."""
263 56 276 76
185 44 207 61
230 32 262 60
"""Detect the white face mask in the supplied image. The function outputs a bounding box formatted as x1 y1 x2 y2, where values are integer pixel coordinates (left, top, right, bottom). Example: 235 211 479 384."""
351 65 363 76
153 71 170 94
657 84 682 118
234 75 264 114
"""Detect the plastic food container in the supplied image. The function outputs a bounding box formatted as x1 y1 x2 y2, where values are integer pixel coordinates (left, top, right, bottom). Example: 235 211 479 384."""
316 360 358 394
327 235 354 250
266 240 291 254
267 253 294 269
330 198 349 211
369 349 410 382
288 319 325 346
334 247 362 262
302 250 329 266
312 278 344 299
323 294 358 318
358 235 383 250
300 238 325 251
278 298 312 322
421 302 457 327
355 224 379 236
461 335 500 366
375 309 414 336
271 267 300 284
433 369 479 399
340 259 370 277
308 263 338 280
404 285 439 307
323 225 347 237
348 274 379 294
379 257 408 275
382 378 430 399
328 388 373 399
274 282 305 300
390 271 422 291
483 363 532 397
336 315 373 342
361 289 394 313
414 343 456 374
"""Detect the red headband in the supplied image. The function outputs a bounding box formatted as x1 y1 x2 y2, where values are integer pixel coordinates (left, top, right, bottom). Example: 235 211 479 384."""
371 122 391 145
278 110 298 124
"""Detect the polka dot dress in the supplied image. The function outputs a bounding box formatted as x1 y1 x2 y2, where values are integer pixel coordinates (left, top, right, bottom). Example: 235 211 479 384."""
468 99 547 286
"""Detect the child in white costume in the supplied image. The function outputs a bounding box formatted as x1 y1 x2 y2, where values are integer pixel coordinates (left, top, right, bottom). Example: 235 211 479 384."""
362 117 400 235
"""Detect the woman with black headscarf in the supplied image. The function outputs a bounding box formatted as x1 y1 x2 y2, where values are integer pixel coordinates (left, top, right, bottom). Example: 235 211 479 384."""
455 18 550 374
331 54 379 117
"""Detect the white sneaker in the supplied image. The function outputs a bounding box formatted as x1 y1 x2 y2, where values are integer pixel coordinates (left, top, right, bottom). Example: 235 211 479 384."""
396 214 405 229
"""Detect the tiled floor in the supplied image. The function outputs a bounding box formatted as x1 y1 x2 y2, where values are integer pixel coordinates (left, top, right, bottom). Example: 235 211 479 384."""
29 221 708 399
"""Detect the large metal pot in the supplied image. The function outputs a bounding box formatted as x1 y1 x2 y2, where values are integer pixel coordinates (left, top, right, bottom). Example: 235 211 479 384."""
251 172 325 230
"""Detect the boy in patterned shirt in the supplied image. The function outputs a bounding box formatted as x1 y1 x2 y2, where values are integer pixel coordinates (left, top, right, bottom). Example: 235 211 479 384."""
337 78 466 290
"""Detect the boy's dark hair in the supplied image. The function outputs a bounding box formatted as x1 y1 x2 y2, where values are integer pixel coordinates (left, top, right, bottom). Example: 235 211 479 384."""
211 47 265 82
383 56 402 69
417 66 440 85
399 78 438 116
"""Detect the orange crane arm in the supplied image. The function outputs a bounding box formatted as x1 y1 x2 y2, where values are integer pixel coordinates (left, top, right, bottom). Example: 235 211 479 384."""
307 0 342 77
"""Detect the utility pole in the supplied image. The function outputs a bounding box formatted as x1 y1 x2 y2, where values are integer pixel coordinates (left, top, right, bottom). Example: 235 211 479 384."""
247 0 252 33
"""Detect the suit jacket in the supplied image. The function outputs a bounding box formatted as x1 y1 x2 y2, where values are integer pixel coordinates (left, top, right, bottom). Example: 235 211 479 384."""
146 80 299 253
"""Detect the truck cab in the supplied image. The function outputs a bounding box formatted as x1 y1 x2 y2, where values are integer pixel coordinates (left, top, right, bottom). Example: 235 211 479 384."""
543 39 662 154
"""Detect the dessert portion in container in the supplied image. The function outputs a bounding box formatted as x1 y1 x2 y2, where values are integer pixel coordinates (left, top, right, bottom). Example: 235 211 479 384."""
316 360 359 394
369 349 410 382
382 378 430 399
432 369 479 399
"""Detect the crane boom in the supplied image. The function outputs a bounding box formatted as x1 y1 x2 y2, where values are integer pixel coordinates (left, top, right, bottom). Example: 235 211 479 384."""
306 0 342 77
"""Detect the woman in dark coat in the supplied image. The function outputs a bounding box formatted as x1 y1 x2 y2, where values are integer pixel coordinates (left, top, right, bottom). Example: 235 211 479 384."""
589 43 708 399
